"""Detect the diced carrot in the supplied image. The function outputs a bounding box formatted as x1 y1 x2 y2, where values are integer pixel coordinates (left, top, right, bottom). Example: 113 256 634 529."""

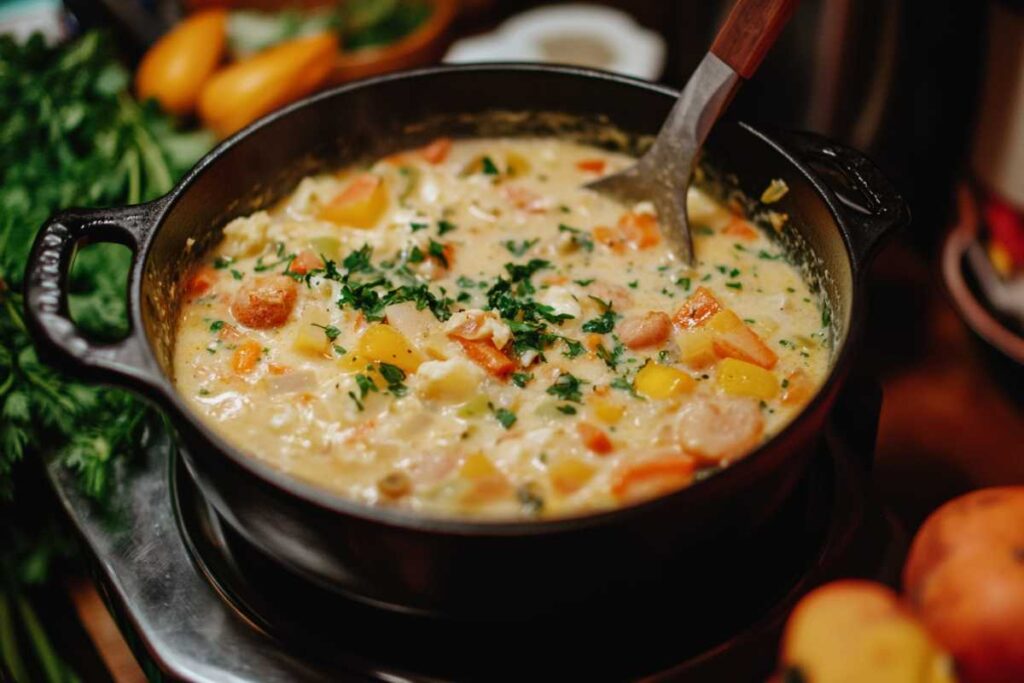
319 174 387 228
576 158 606 173
611 456 696 501
673 286 721 328
618 212 661 249
420 137 453 164
186 265 218 298
707 310 779 370
231 275 298 329
585 333 603 352
267 362 288 375
231 339 262 374
722 216 758 240
542 274 568 286
592 225 626 253
456 338 516 378
577 421 614 454
782 369 815 406
289 249 323 275
217 322 241 342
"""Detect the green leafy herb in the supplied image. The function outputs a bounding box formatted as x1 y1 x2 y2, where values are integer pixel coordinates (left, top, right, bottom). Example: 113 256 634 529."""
437 219 456 235
510 372 533 388
378 363 408 396
558 223 594 252
546 373 586 403
502 238 539 257
427 239 448 268
312 323 341 341
581 296 617 334
481 156 500 175
492 406 517 429
556 404 577 415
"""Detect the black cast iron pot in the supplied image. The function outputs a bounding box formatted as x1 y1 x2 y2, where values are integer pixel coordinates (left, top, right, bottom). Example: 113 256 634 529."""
25 64 908 618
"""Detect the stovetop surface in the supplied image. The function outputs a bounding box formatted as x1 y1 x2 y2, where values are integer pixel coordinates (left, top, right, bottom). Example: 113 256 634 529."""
50 383 903 682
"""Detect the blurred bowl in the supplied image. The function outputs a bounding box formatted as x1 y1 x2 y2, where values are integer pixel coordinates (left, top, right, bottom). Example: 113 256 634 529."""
942 184 1024 395
185 0 456 83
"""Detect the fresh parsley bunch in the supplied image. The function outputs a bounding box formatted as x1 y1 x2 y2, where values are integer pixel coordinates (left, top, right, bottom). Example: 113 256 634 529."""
0 31 211 503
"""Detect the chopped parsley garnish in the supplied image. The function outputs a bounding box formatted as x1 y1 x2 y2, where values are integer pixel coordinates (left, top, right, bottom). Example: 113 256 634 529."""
556 404 577 415
410 221 429 232
213 256 235 269
628 280 638 289
230 269 244 280
348 391 365 411
492 406 517 429
581 296 617 334
561 337 585 358
546 373 585 403
503 238 539 256
354 374 378 401
427 239 449 268
676 277 691 291
610 374 643 399
407 245 425 263
343 244 374 273
822 305 831 328
573 278 594 286
438 219 457 235
209 320 224 332
725 282 743 290
695 226 714 235
254 242 296 272
481 156 500 175
312 323 341 341
510 372 533 388
333 345 347 356
596 339 625 370
378 363 408 397
758 250 783 261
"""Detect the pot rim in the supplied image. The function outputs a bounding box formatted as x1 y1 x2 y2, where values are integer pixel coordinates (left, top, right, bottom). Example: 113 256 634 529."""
139 63 864 536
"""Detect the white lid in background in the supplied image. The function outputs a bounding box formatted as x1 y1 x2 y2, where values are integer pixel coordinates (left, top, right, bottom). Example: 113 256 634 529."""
444 3 666 81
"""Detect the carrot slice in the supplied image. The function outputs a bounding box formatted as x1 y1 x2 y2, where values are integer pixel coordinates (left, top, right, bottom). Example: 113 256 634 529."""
185 265 218 298
611 456 696 501
420 137 453 164
289 249 323 275
592 225 626 253
707 310 778 370
231 339 263 374
782 369 815 406
577 421 614 454
722 216 758 240
576 158 606 173
455 338 516 378
618 211 660 249
673 286 721 329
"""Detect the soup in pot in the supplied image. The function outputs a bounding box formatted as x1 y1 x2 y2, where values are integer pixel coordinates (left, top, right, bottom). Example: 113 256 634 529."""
173 137 830 519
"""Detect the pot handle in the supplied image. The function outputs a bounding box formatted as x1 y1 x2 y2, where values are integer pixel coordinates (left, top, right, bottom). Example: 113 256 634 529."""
23 202 169 398
778 130 910 264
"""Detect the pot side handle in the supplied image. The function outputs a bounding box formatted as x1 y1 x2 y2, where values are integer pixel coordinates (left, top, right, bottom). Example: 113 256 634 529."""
23 202 168 398
779 130 911 265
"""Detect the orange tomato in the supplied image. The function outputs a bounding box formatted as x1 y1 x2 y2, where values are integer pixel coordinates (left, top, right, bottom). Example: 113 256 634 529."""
136 10 227 116
198 32 339 137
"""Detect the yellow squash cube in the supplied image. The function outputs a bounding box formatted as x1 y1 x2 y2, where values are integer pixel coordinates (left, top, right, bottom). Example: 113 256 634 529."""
293 323 331 357
460 453 499 479
549 456 596 495
717 358 779 400
319 174 388 228
589 395 625 424
634 363 696 400
675 328 717 369
341 323 424 374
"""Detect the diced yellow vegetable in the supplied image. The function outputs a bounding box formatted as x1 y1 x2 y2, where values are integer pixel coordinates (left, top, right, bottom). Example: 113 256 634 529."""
417 360 479 403
460 452 499 479
293 323 330 357
308 236 342 261
457 394 490 418
717 358 779 400
634 363 696 400
319 174 388 228
675 328 717 369
589 395 625 425
340 323 424 373
549 456 596 495
505 151 530 177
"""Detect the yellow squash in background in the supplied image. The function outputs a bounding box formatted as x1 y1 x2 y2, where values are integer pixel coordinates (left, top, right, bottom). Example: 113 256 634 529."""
136 9 227 116
197 33 339 137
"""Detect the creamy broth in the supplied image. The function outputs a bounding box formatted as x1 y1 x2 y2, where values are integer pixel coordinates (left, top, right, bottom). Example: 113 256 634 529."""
173 138 830 519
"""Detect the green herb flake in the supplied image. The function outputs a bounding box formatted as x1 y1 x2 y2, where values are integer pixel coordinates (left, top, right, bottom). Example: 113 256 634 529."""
546 373 586 403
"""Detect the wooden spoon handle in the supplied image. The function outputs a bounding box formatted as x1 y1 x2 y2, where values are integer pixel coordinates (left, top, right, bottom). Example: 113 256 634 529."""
710 0 799 79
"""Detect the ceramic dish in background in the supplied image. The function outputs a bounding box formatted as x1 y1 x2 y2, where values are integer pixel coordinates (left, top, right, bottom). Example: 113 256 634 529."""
187 0 457 83
942 184 1024 396
444 3 666 80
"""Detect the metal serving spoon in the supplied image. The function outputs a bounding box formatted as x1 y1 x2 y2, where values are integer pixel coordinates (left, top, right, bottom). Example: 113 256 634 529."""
586 0 799 265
